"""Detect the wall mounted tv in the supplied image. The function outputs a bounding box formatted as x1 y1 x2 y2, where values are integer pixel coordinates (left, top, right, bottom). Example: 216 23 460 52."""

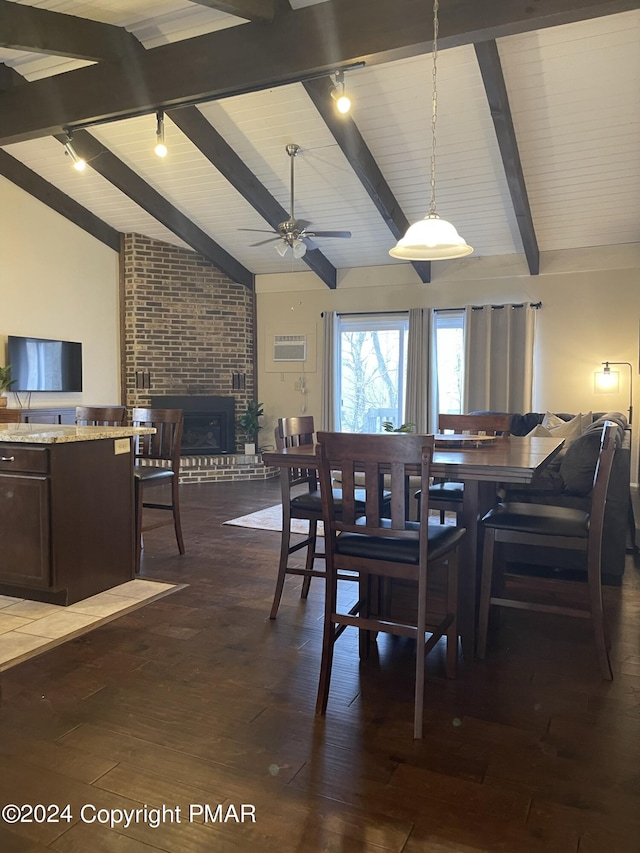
8 336 83 392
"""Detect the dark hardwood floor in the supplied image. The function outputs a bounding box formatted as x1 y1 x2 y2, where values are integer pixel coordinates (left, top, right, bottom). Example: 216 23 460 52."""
1 478 639 852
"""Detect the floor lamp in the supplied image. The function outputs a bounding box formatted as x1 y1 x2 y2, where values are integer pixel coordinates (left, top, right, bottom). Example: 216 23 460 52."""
595 361 633 425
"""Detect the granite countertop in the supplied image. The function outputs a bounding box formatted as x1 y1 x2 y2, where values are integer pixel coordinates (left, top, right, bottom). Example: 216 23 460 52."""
0 423 155 444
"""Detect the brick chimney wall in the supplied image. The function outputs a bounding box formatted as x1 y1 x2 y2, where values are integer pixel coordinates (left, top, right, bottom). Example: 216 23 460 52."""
122 234 255 449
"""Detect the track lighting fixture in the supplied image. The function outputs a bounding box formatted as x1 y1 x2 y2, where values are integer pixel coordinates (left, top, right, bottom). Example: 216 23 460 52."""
63 132 86 172
330 70 351 114
154 110 167 158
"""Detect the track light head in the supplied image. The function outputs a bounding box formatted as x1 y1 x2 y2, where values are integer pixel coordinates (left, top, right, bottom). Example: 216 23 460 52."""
154 110 167 158
63 133 86 171
330 70 351 114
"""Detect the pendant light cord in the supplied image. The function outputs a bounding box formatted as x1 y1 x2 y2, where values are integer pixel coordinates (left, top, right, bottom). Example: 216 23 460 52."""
430 0 439 216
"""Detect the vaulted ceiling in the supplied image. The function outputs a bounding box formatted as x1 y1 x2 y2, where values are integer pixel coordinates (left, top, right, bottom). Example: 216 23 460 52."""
1 0 639 290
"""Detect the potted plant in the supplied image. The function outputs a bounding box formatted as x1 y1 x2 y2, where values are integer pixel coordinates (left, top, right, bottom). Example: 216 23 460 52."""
0 364 15 408
237 400 264 454
382 420 415 433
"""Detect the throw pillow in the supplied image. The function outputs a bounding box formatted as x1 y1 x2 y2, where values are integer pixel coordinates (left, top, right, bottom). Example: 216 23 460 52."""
542 412 583 445
559 430 603 496
525 423 552 437
541 411 566 430
581 411 593 432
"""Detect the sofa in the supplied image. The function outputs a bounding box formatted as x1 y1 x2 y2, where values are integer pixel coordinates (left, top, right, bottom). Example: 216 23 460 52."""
483 410 631 585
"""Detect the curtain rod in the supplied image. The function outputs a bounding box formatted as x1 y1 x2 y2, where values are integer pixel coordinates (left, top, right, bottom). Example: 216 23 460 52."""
321 302 542 318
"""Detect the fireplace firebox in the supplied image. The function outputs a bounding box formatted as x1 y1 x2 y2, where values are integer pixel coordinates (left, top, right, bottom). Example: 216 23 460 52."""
151 396 235 455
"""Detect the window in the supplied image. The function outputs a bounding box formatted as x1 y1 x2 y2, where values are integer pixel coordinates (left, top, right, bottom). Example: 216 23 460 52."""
433 310 465 415
336 314 409 433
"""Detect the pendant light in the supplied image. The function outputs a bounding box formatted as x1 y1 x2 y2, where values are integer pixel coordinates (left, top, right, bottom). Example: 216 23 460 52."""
389 0 472 261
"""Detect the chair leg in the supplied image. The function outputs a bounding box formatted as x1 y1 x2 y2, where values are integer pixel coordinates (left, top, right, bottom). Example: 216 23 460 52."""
270 514 293 619
300 519 317 599
446 551 459 679
587 551 613 680
171 474 185 555
134 479 143 574
414 567 428 739
316 552 338 715
477 528 497 659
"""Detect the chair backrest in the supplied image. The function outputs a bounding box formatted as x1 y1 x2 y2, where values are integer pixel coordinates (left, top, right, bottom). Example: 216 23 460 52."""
316 431 434 536
131 407 183 468
76 405 127 426
276 416 316 488
587 422 617 557
438 413 511 436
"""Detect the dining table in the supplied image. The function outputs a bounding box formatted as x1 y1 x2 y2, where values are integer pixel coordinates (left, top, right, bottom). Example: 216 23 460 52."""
262 434 565 659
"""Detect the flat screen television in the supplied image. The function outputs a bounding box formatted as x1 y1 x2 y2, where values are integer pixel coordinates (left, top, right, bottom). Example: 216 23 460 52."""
8 335 83 392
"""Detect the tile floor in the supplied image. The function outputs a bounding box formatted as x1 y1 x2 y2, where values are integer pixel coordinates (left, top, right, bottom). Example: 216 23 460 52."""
0 579 182 671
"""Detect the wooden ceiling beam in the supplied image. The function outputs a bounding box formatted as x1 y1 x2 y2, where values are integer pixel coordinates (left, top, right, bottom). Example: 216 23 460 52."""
303 76 431 284
1 0 636 145
0 149 120 251
187 1 277 22
0 0 142 62
167 106 337 288
0 62 26 91
53 130 254 289
474 40 539 276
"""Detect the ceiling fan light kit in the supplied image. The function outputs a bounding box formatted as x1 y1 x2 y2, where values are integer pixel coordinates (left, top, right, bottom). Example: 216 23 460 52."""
390 0 473 262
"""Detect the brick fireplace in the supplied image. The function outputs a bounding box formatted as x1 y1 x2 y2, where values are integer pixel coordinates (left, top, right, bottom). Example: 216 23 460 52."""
122 235 276 482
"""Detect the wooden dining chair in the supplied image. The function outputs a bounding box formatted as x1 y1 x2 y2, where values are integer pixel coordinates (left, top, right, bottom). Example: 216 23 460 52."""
426 413 512 523
477 422 617 679
315 431 466 739
270 417 391 619
75 405 127 426
270 416 323 618
131 407 185 572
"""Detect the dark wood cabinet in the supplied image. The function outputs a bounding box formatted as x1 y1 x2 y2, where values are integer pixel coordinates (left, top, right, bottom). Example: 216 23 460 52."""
0 438 135 604
0 407 76 425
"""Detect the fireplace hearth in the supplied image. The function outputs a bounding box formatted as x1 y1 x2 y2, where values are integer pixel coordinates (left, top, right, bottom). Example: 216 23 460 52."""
151 396 235 455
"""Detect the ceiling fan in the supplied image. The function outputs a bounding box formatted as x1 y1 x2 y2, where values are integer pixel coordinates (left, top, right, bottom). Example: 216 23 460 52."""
240 143 351 258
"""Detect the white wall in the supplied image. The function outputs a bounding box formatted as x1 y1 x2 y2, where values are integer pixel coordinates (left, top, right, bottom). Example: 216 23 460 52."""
256 244 640 481
0 177 120 407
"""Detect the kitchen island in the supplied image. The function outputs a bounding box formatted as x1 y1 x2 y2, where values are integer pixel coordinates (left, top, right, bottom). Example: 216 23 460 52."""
0 423 153 604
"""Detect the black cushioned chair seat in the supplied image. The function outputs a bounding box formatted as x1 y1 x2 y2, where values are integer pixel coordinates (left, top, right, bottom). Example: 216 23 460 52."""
427 481 464 501
482 502 590 538
335 517 466 564
134 465 174 483
291 488 391 514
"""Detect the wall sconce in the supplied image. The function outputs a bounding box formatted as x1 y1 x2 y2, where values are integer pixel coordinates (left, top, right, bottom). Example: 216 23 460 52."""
594 361 632 424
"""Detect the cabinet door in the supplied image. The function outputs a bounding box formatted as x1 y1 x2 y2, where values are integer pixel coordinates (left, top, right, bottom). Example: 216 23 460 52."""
23 412 63 424
0 473 51 587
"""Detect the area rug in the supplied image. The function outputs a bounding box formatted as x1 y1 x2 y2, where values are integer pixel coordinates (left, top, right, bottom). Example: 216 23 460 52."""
223 503 323 536
0 578 186 672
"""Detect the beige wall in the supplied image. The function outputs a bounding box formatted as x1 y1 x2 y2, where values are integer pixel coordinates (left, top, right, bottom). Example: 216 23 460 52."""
0 177 120 407
256 244 640 481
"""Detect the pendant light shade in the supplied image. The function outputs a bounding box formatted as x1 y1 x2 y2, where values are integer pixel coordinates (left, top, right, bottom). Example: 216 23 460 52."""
389 213 473 260
389 0 473 262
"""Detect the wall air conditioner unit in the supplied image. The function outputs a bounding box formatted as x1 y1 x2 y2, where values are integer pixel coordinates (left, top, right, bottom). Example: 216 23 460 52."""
273 334 307 362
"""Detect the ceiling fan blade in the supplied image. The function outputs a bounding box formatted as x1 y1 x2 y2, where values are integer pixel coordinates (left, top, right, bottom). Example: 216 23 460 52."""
305 230 352 239
239 228 278 234
249 237 282 247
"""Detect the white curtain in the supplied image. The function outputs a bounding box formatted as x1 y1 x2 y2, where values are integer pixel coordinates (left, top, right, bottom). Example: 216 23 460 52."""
320 310 338 430
464 303 537 413
406 307 432 433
